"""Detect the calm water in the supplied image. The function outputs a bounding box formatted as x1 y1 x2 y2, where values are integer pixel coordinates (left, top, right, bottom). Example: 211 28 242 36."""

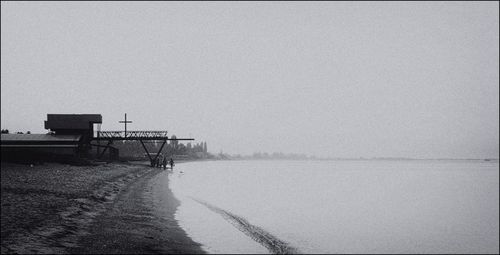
168 160 499 254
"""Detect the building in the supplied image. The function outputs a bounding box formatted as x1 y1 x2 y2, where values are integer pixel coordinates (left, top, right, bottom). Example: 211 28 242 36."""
44 114 102 154
1 114 102 163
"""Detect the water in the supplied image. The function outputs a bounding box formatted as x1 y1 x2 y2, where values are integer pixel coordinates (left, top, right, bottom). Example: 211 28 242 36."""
168 160 499 254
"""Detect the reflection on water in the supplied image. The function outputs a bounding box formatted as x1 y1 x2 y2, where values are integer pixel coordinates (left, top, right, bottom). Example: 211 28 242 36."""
170 160 499 254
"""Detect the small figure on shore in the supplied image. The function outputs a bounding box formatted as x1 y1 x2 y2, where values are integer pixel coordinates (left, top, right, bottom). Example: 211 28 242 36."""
156 157 161 168
169 158 175 171
162 156 167 170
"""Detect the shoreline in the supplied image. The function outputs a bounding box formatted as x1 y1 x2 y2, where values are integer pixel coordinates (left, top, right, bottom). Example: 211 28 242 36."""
1 161 205 254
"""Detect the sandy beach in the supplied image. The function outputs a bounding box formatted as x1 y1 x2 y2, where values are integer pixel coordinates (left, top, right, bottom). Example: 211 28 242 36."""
1 161 205 254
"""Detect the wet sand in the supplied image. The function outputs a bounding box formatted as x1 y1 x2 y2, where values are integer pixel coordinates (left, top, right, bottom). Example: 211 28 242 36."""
1 162 205 254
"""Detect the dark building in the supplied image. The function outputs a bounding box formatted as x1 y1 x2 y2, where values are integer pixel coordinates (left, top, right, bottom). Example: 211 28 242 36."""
1 114 102 163
44 114 102 154
1 134 82 162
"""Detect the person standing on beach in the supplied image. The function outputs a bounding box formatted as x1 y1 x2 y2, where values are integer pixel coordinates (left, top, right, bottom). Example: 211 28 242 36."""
162 156 167 170
169 158 174 171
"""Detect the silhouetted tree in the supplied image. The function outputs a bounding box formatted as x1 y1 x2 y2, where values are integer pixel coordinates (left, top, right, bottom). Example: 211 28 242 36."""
178 143 187 155
170 135 178 149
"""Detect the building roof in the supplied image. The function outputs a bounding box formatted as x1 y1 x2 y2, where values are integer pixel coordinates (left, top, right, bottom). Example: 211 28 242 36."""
1 134 82 142
1 134 82 148
45 114 102 130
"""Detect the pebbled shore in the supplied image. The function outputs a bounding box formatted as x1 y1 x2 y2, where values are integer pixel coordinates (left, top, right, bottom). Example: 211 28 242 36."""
0 162 205 254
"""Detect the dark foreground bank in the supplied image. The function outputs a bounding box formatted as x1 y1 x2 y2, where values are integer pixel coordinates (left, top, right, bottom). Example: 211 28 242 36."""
0 162 204 254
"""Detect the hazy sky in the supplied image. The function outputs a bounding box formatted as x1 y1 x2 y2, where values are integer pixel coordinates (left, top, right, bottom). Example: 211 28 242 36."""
1 2 498 158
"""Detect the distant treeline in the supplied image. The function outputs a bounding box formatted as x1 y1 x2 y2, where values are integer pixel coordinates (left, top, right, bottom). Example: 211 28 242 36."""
228 152 315 160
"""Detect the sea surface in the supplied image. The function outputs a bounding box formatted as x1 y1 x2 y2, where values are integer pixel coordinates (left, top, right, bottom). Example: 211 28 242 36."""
167 160 499 254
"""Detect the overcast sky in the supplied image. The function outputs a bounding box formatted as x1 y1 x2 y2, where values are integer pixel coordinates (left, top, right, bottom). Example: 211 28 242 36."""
1 2 498 158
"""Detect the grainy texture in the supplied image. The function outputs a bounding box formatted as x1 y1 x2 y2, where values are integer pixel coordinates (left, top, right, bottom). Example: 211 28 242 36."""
1 162 204 254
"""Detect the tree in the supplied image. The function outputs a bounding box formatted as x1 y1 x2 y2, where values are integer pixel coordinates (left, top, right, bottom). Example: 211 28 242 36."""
170 135 178 149
1 129 9 134
178 143 187 155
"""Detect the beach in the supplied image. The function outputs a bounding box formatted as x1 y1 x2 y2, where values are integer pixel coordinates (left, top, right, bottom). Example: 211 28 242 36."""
0 161 204 254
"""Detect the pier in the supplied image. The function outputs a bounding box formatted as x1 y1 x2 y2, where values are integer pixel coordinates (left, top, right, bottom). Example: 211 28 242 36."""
92 130 193 166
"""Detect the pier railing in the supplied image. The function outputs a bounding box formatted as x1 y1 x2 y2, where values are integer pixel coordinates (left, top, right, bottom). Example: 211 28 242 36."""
94 131 170 140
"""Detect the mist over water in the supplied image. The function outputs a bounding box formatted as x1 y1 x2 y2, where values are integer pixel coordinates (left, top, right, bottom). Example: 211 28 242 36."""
2 2 499 159
1 3 498 254
169 160 499 254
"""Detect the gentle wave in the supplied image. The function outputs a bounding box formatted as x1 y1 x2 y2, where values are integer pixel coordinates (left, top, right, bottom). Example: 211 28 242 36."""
190 197 299 254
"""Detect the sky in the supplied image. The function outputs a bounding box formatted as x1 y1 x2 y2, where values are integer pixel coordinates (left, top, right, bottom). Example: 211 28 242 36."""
1 2 498 159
